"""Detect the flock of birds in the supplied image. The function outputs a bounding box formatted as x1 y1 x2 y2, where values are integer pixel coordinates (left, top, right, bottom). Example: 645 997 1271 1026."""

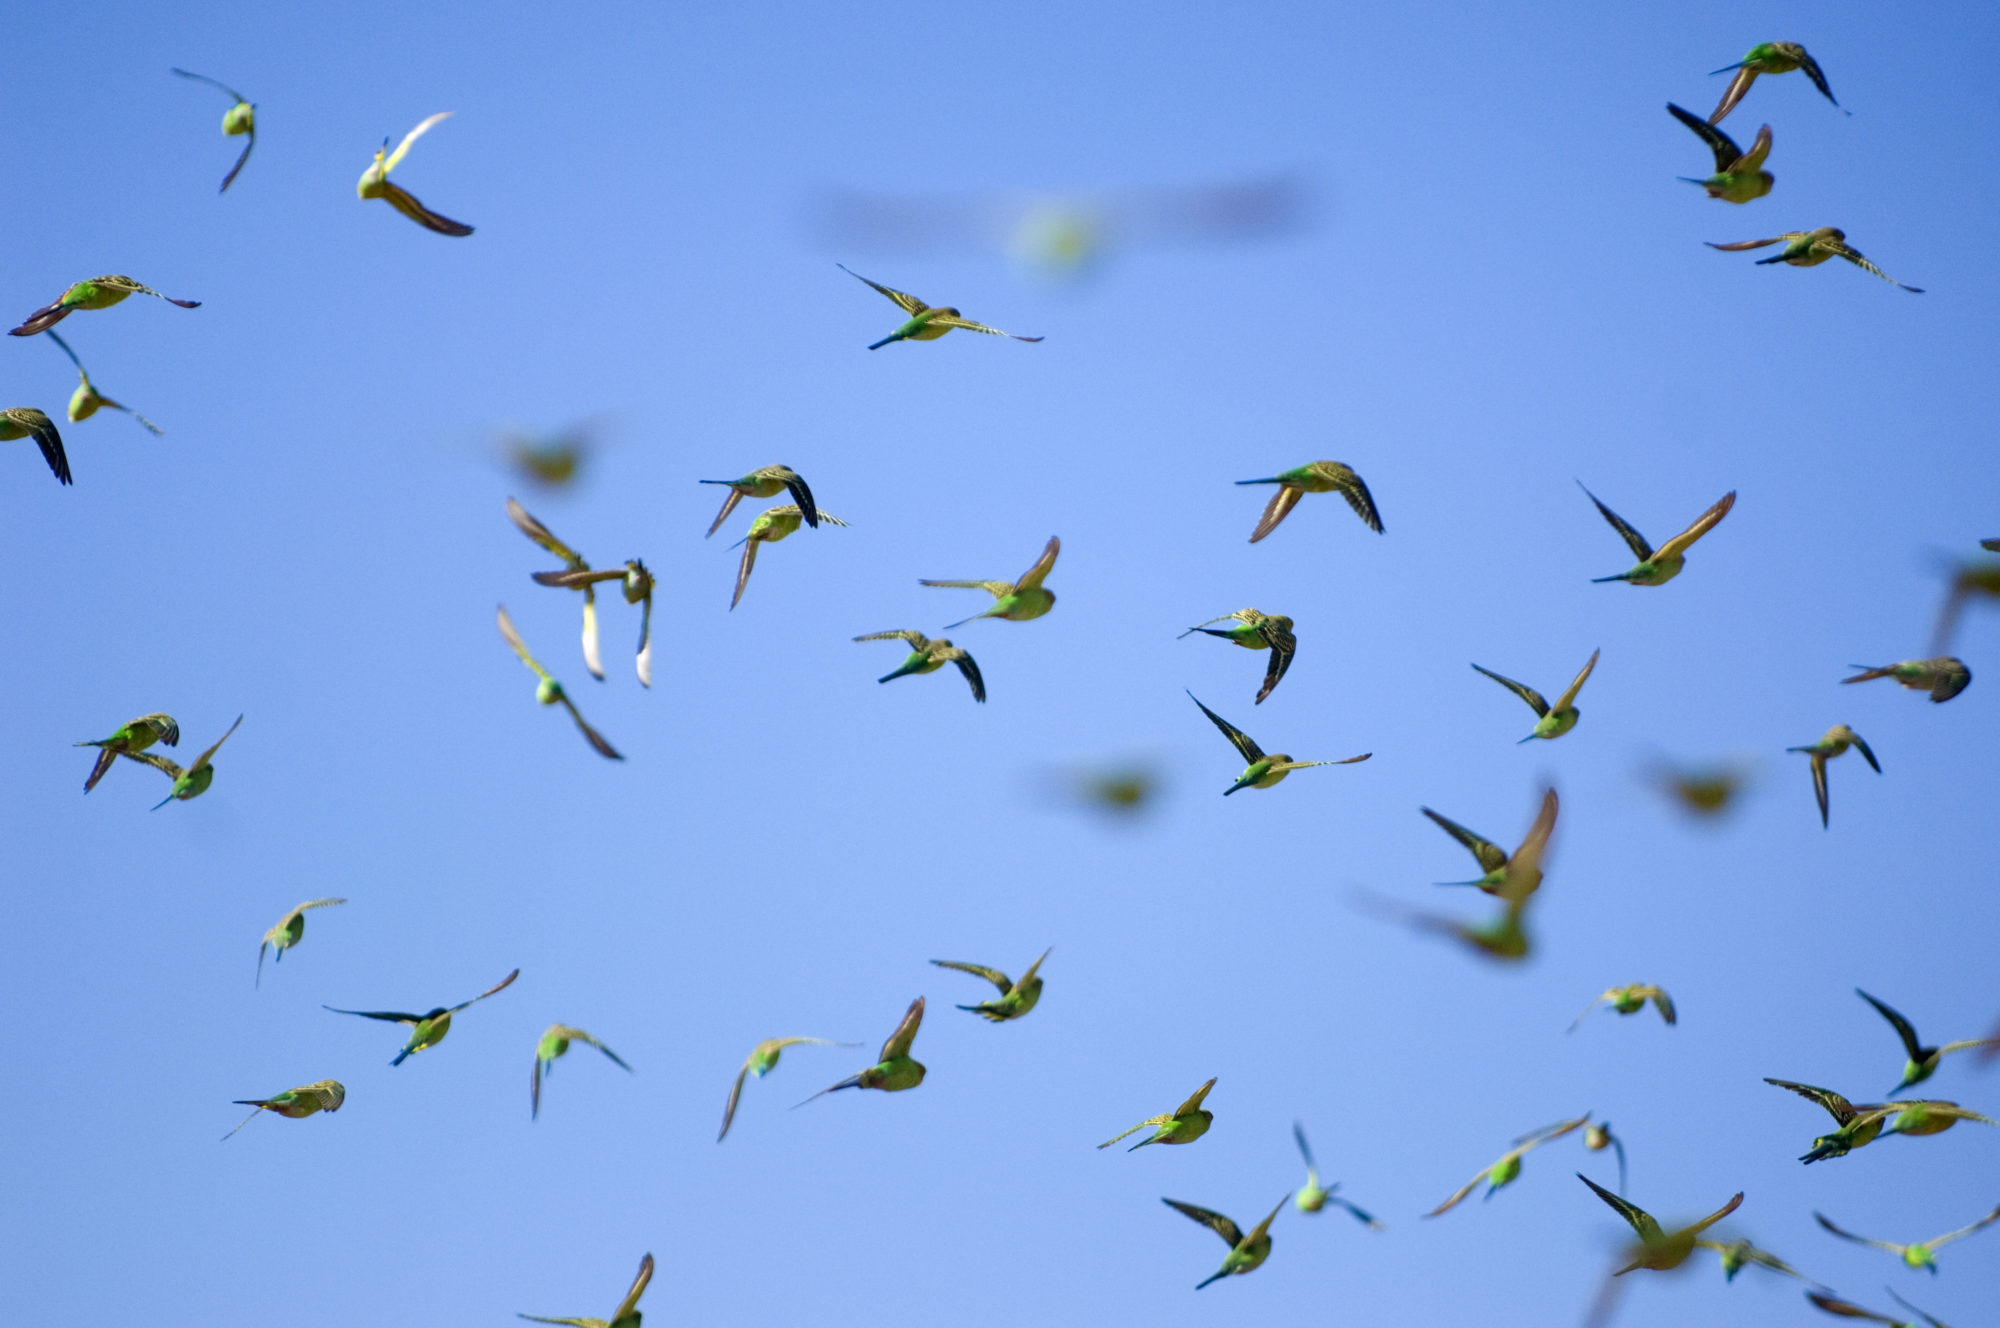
25 41 2000 1328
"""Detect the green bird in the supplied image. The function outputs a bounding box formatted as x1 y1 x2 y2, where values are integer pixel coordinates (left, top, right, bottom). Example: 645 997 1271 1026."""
854 631 985 703
1579 484 1736 585
1236 460 1383 544
1424 1115 1589 1216
1164 1196 1287 1290
1650 761 1748 818
501 424 592 491
171 68 256 192
357 112 473 235
74 712 178 792
257 898 347 987
1292 1123 1383 1226
1708 43 1845 125
1361 787 1558 963
1585 1121 1629 1196
1579 1174 1743 1274
1766 1078 1899 1164
718 1037 857 1141
1668 104 1772 202
496 605 623 760
931 948 1049 1021
1807 1288 1951 1328
1786 724 1879 828
1692 1237 1820 1285
533 560 655 689
731 504 849 609
45 332 162 434
1100 1077 1218 1151
799 997 927 1102
518 1252 654 1328
1420 787 1562 898
324 967 519 1066
1708 229 1923 292
1932 553 2000 655
532 1024 633 1120
1 406 72 485
1843 658 1971 704
507 498 611 682
1187 691 1369 795
9 275 201 338
1179 609 1296 704
1856 989 1998 1094
920 535 1060 627
699 465 818 537
1814 1204 2000 1275
221 1079 345 1141
838 264 1043 349
123 714 243 809
1472 649 1600 742
1571 985 1677 1033
1874 1100 1998 1140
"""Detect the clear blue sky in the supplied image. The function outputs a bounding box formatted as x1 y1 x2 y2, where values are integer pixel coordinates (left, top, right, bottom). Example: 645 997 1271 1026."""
4 3 1997 1324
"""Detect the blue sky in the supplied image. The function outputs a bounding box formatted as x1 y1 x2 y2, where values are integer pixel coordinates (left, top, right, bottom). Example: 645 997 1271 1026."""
4 2 1997 1324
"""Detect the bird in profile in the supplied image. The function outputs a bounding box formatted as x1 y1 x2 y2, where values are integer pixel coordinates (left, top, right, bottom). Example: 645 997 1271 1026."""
1424 1115 1589 1216
9 275 201 338
731 504 848 610
73 713 178 792
1842 658 1971 704
1707 43 1845 125
1179 609 1296 704
1765 1078 1898 1164
1786 724 1879 828
1579 484 1736 585
1707 229 1922 292
1571 985 1677 1033
257 898 348 987
1691 1237 1820 1285
1855 989 1998 1094
507 498 610 681
1667 104 1773 202
356 112 473 235
838 263 1043 349
1163 1195 1287 1290
698 465 817 536
1187 691 1369 795
1814 1204 2000 1275
920 535 1059 627
1291 1123 1383 1226
1099 1077 1218 1151
931 948 1049 1021
718 1037 856 1141
221 1079 345 1141
170 68 256 191
325 967 519 1066
0 407 70 484
532 1024 633 1120
798 997 927 1103
854 631 985 703
45 332 162 434
123 715 243 809
517 1252 654 1328
496 606 622 760
1585 1121 1628 1195
1579 1174 1744 1275
1806 1288 1951 1328
1472 649 1600 741
1236 460 1383 543
1421 787 1561 899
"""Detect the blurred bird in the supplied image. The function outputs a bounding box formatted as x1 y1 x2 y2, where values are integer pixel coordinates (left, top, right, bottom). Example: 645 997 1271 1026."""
1806 1288 1951 1328
356 112 473 236
854 631 984 703
1814 1204 2000 1274
1472 649 1599 742
45 332 162 434
1100 1077 1217 1151
1425 1115 1589 1216
1692 1237 1820 1285
1361 788 1556 962
73 712 178 792
507 498 608 681
1585 1121 1629 1195
325 967 519 1066
1292 1123 1383 1226
1668 104 1772 202
1930 554 2000 655
1842 658 1971 704
170 68 256 191
124 714 243 809
501 425 592 490
1236 461 1383 544
1164 1196 1287 1290
1875 1100 1998 1140
838 264 1042 349
1571 985 1678 1033
1707 229 1922 292
1421 787 1561 898
1056 762 1161 818
718 1037 856 1141
931 948 1049 1021
1708 43 1845 124
699 465 817 537
496 605 623 760
257 898 347 987
1766 1079 1898 1163
1786 724 1879 828
1579 1175 1743 1274
1648 760 1749 818
1579 484 1736 585
517 1252 654 1328
731 504 847 610
1 406 72 484
1857 989 1998 1094
221 1079 344 1141
9 275 201 337
798 997 927 1102
532 1024 632 1120
1179 609 1296 704
534 560 655 688
1186 691 1369 795
920 535 1059 627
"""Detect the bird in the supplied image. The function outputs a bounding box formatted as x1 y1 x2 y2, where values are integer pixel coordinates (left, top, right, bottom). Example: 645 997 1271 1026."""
9 275 201 338
1235 461 1383 543
698 465 818 536
798 997 927 1103
1571 985 1678 1033
718 1037 856 1141
45 332 163 434
1691 1237 1820 1285
1873 1100 1998 1140
931 948 1049 1021
122 715 243 809
221 1079 345 1141
0 406 72 484
1667 103 1773 202
837 263 1043 349
356 112 473 235
1842 659 1971 704
517 1252 654 1328
73 713 178 792
730 504 848 610
854 631 985 702
507 498 610 682
1786 724 1879 828
1806 1288 1951 1328
1931 553 2000 654
1472 649 1600 742
1163 1196 1287 1290
257 898 347 987
1291 1123 1383 1226
1766 1079 1900 1164
1186 691 1369 795
1585 1121 1629 1195
1707 229 1922 292
1578 1174 1743 1274
1420 787 1562 899
1855 989 1998 1094
1425 1116 1588 1216
1578 484 1736 585
1813 1204 2000 1274
533 560 655 689
170 68 256 191
1179 609 1296 704
532 1024 633 1120
1708 43 1845 125
1649 760 1749 818
1099 1077 1218 1151
1358 788 1557 963
496 605 622 760
919 535 1059 627
500 425 593 490
324 967 519 1066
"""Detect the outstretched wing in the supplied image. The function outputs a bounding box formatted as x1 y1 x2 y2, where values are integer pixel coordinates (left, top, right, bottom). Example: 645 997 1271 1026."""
1763 1078 1857 1123
1248 485 1303 543
1553 649 1601 711
854 630 928 647
837 263 928 315
719 1063 754 1141
1667 102 1744 174
1330 469 1383 533
556 694 624 760
1162 1198 1243 1248
384 111 453 174
1805 1291 1898 1324
220 130 256 193
1928 1201 2000 1249
1254 618 1296 704
1293 1121 1318 1172
171 68 249 102
1653 491 1737 561
612 1252 655 1321
533 569 625 589
1015 535 1060 590
1578 483 1653 561
497 605 553 683
1705 234 1794 251
1813 1211 1902 1253
1421 808 1509 874
1578 1173 1663 1243
188 715 244 773
324 1006 422 1026
1173 1077 1218 1118
447 968 521 1015
1471 663 1549 718
1830 244 1922 292
380 181 475 236
1682 1192 1744 1239
1424 1170 1489 1218
508 499 586 566
930 959 1012 995
928 314 1043 343
1856 990 1926 1061
1186 691 1264 764
879 996 925 1061
949 650 986 703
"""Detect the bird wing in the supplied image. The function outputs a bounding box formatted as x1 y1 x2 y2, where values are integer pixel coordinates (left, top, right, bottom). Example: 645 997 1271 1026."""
731 538 758 611
171 67 249 102
918 579 1014 597
1248 484 1304 543
297 897 348 913
1186 691 1264 764
497 605 554 683
1015 535 1060 590
1929 1202 2000 1248
1579 1173 1663 1243
1099 1116 1167 1148
383 111 453 174
926 314 1043 342
949 650 986 702
556 694 623 760
1506 787 1559 883
1764 1078 1857 1124
719 1063 754 1141
1292 1122 1318 1172
633 580 652 689
1680 1192 1744 1239
1471 664 1549 717
1805 1292 1898 1324
379 181 475 236
188 715 244 773
507 498 586 567
1162 1198 1243 1248
704 487 745 538
1553 649 1600 711
564 1027 632 1071
1667 101 1745 174
220 131 255 193
1421 808 1508 874
780 471 818 528
1856 990 1927 1061
578 590 604 681
1736 123 1773 172
1795 51 1839 107
931 960 1012 995
531 1051 544 1119
1648 988 1677 1024
1707 66 1758 125
1329 1194 1384 1229
515 1317 602 1327
533 569 625 589
1814 1212 1902 1254
1173 1078 1218 1118
1014 946 1052 988
1255 619 1296 704
854 630 928 647
1424 1170 1488 1217
837 263 927 315
1848 733 1881 772
1831 245 1922 292
447 968 521 1015
1245 1196 1287 1243
122 751 186 779
1568 995 1609 1033
1519 1115 1590 1147
325 1006 423 1026
1809 752 1830 827
1578 483 1654 561
879 996 925 1061
1705 235 1794 251
1653 491 1737 561
1331 469 1383 532
611 1252 654 1320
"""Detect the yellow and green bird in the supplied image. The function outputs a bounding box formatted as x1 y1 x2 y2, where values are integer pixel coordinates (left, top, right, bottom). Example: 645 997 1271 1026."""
357 112 473 236
222 1079 345 1141
854 631 985 703
324 967 519 1066
800 997 927 1102
532 1024 633 1120
9 275 201 338
1571 985 1678 1033
699 465 818 537
1649 760 1748 818
257 898 348 987
123 714 243 809
838 263 1043 349
1708 43 1845 125
170 68 256 192
518 1252 654 1328
1786 724 1879 828
1187 691 1369 795
533 560 655 689
1875 1100 1998 1141
1708 229 1922 292
501 424 592 491
731 504 849 609
1856 989 1997 1094
1691 1237 1819 1285
1579 484 1736 585
1424 1115 1589 1216
1472 649 1600 742
1164 1195 1287 1290
1843 658 1971 704
1292 1123 1383 1226
920 535 1060 627
1236 460 1383 544
1180 609 1296 704
1765 1078 1899 1164
1667 103 1773 202
1361 788 1557 963
496 605 623 760
507 499 610 682
1815 1204 2000 1275
1 406 72 485
1585 1121 1629 1195
1807 1288 1950 1328
1420 787 1561 899
45 332 162 434
74 712 178 792
931 948 1049 1021
718 1037 857 1141
1100 1077 1218 1151
1579 1174 1743 1274
1932 553 2000 655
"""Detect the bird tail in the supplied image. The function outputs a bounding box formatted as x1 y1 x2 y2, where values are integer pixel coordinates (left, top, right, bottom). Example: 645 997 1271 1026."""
1708 62 1745 75
877 661 924 684
1841 666 1891 684
220 1105 266 1140
391 1045 413 1067
1753 254 1787 265
1591 573 1633 583
1515 734 1539 745
867 334 896 350
1234 477 1280 486
1195 1271 1228 1290
150 792 175 810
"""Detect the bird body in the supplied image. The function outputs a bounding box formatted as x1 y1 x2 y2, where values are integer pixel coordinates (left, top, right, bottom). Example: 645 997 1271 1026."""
920 535 1059 626
533 1023 633 1119
1236 461 1382 543
801 998 927 1101
223 1079 345 1139
1292 1123 1383 1225
1708 43 1843 124
356 112 473 235
1571 985 1677 1032
1163 1195 1286 1289
1668 103 1773 202
932 948 1048 1020
74 712 178 792
325 968 519 1066
1187 690 1368 794
9 275 201 337
1787 724 1879 828
1843 659 1971 704
1857 988 1997 1093
838 264 1043 348
496 605 622 759
1425 1115 1588 1215
1580 484 1736 585
1472 650 1599 741
123 714 243 809
699 465 817 536
731 504 847 609
718 1037 855 1140
171 68 256 191
0 407 72 484
855 631 985 702
46 331 162 434
1100 1077 1216 1151
1708 229 1922 292
257 898 347 986
1179 609 1296 704
1815 1205 2000 1274
1579 1174 1744 1274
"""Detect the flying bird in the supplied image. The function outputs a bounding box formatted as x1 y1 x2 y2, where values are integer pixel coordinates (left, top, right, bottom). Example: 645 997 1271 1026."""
73 713 178 792
507 499 610 681
1649 760 1749 818
1186 691 1369 795
1931 553 2000 654
9 275 200 338
517 1252 654 1328
699 465 817 536
1579 484 1736 585
1766 1078 1898 1164
718 1037 856 1141
1359 788 1557 963
1813 1204 2000 1274
1708 43 1845 125
1855 989 1997 1094
1806 1288 1951 1328
257 898 348 987
798 997 927 1103
1 407 72 484
532 1024 633 1120
1579 1174 1743 1274
496 605 622 760
931 948 1049 1021
123 714 243 809
45 332 163 434
920 535 1059 627
1425 1116 1589 1216
1472 649 1600 742
838 263 1042 349
1842 658 1971 704
1100 1077 1218 1151
221 1079 345 1141
1292 1123 1383 1226
1667 104 1773 202
1571 985 1678 1033
1179 609 1296 704
730 504 848 610
534 560 655 688
1691 1237 1820 1285
1236 461 1383 543
1164 1195 1287 1290
356 112 473 235
854 631 985 703
1786 724 1879 828
1420 788 1561 899
170 68 256 191
325 967 519 1066
1707 229 1922 292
